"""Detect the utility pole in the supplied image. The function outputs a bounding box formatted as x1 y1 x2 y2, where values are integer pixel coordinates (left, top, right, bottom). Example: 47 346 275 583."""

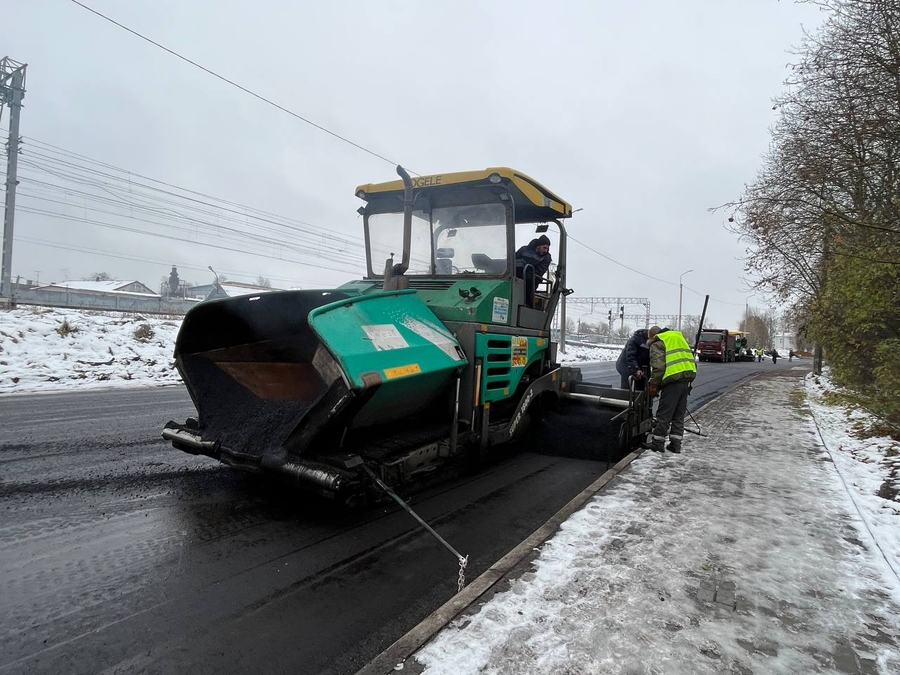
1 58 26 299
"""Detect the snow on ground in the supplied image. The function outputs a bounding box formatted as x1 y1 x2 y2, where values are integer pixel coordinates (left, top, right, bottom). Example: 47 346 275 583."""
805 370 900 583
414 374 900 674
0 307 182 394
557 343 619 363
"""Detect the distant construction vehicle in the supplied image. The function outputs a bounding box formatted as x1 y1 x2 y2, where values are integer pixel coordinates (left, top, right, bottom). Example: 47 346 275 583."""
697 328 737 362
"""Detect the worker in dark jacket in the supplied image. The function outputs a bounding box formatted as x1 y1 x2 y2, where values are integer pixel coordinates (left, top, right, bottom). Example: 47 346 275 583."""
515 235 552 307
647 326 697 454
616 328 650 390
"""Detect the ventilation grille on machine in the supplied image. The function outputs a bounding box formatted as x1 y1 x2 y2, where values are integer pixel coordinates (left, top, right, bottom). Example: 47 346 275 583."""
483 337 512 392
368 278 459 291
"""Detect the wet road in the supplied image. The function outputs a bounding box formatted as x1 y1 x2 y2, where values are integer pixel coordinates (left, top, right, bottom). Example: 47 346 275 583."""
574 355 798 411
0 357 804 674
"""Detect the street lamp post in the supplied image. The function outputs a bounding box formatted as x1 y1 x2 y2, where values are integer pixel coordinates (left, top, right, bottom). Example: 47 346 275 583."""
208 266 220 292
744 293 755 321
677 269 693 331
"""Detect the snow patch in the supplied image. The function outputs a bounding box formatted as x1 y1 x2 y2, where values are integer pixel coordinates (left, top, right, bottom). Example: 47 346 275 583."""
0 307 182 394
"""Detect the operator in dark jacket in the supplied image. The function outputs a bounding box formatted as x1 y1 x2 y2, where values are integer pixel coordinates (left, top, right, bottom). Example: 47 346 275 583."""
616 328 650 390
515 235 552 307
647 326 697 454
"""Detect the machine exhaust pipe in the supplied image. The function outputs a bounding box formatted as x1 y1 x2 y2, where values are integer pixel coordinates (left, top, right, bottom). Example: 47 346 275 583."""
397 165 413 274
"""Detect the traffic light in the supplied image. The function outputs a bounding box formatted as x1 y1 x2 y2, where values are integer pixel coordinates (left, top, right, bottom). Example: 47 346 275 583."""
619 305 625 320
607 309 612 323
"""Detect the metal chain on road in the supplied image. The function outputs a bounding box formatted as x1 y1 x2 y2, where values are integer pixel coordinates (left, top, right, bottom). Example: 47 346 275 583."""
362 464 470 593
457 555 469 593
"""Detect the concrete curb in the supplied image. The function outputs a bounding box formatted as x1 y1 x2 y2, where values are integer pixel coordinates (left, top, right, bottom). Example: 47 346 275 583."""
354 382 739 675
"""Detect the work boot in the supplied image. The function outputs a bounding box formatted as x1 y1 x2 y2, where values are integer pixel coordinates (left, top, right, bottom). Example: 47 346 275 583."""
650 435 666 453
667 442 682 454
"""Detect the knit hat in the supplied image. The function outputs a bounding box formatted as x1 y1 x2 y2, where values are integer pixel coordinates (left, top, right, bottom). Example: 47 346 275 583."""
536 234 551 246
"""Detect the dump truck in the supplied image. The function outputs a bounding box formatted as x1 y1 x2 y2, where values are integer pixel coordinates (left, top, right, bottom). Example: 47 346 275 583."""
697 328 737 362
163 167 652 503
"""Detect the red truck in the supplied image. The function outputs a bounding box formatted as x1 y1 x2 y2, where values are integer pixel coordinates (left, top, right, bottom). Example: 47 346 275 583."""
698 329 737 362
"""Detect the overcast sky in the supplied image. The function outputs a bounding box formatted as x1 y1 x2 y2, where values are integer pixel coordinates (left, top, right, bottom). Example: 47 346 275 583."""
3 0 824 328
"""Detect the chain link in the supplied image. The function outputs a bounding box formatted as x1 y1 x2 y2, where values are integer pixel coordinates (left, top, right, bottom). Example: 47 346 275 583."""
457 555 469 593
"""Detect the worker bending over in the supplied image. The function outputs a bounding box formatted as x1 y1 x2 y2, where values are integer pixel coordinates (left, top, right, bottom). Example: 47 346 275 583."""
647 326 697 454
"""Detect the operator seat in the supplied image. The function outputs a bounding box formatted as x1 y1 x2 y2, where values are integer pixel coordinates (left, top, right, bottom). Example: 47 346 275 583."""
471 253 506 275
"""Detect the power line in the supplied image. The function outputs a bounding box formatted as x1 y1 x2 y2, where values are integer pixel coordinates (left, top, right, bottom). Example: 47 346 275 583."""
8 134 772 306
568 234 755 311
69 0 409 170
682 284 747 307
19 135 352 241
0 132 433 274
15 180 366 269
4 134 371 272
17 144 365 250
14 181 364 270
14 235 320 286
6 133 365 253
16 205 363 275
568 234 676 286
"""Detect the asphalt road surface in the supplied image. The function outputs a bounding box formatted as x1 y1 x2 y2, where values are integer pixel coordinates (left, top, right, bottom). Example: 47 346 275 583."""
0 356 805 674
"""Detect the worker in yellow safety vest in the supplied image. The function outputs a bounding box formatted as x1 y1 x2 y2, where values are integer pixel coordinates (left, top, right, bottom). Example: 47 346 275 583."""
647 326 697 453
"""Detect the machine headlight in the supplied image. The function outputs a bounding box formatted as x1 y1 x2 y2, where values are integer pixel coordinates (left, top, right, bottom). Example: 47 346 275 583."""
488 173 501 184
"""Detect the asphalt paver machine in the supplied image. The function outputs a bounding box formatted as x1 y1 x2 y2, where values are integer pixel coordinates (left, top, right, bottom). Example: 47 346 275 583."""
163 167 652 503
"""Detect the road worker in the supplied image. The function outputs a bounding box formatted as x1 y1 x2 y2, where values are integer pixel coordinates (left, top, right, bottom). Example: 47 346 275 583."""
647 326 697 454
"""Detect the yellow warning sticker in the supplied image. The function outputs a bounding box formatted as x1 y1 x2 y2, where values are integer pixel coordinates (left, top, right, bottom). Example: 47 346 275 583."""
383 363 422 379
512 336 528 367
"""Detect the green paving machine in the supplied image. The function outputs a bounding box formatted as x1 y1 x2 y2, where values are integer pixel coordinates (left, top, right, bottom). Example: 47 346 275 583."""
163 167 652 501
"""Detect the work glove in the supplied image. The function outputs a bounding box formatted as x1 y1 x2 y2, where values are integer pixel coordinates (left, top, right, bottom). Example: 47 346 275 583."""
633 369 644 380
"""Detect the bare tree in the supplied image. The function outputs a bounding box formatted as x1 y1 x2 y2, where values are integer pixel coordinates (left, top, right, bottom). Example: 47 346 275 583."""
255 276 272 288
717 0 900 303
739 309 771 349
614 324 632 340
87 271 112 281
715 0 900 420
680 315 705 346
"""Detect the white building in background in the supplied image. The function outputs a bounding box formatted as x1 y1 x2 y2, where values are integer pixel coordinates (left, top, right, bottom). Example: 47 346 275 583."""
772 333 795 351
186 281 280 301
34 279 159 298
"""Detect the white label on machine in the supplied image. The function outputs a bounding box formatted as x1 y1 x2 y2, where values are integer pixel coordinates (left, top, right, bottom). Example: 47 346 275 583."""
362 324 408 351
491 297 509 323
402 317 465 362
